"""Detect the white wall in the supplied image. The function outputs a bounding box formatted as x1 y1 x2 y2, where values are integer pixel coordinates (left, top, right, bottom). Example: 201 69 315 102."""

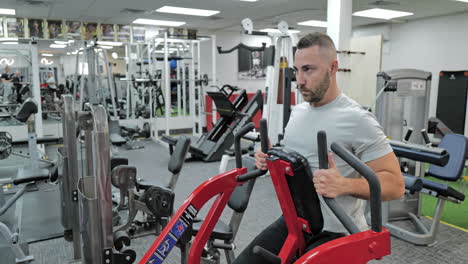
354 12 468 119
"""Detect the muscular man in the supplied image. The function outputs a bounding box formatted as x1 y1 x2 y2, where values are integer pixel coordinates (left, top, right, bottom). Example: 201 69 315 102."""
233 33 404 263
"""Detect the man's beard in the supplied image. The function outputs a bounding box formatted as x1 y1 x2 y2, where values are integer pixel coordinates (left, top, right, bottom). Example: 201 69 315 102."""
298 71 330 103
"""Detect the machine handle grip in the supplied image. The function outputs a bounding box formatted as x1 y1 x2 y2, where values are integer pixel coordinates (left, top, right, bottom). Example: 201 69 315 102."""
253 246 281 264
237 119 269 181
13 175 49 185
331 142 382 232
235 122 256 168
404 127 413 143
317 131 361 234
421 129 431 146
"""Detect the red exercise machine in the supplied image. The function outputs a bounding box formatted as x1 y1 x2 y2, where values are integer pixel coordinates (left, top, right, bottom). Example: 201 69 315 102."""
139 119 390 264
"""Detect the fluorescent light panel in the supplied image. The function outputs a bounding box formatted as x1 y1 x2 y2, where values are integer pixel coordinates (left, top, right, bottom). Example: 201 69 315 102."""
353 8 413 20
0 37 18 42
298 20 327 27
97 41 122 46
42 53 53 57
2 42 18 45
156 6 219 17
260 28 301 34
455 0 468 3
240 0 258 2
0 8 15 15
133 19 185 27
50 43 67 48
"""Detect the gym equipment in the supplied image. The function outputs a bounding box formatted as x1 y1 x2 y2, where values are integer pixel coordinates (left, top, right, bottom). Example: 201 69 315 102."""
387 134 467 245
162 89 263 162
113 136 191 237
187 156 257 263
0 166 58 264
436 71 468 134
241 18 297 145
76 103 136 263
374 69 432 230
139 120 390 264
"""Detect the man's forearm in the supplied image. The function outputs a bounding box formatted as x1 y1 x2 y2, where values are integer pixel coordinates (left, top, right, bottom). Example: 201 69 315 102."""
342 171 404 201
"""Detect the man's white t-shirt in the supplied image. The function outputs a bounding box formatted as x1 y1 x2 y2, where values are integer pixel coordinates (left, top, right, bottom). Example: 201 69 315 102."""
282 93 392 234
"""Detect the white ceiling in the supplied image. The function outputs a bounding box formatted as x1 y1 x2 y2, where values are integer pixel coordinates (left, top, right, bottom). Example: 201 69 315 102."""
1 0 468 32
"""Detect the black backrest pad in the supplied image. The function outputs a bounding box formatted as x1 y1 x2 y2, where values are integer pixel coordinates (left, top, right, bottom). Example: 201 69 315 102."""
16 98 38 122
168 136 191 174
228 156 257 213
207 91 236 118
268 147 323 235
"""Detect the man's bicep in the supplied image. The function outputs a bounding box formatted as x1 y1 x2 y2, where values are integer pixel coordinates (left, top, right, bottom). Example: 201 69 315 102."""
365 152 400 175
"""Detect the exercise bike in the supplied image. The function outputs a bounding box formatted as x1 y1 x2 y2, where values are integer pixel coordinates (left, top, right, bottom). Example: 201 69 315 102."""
139 119 391 264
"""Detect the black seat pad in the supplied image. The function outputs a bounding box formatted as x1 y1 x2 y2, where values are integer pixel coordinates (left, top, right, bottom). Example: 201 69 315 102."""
191 220 233 241
16 98 38 122
136 178 164 191
422 179 465 201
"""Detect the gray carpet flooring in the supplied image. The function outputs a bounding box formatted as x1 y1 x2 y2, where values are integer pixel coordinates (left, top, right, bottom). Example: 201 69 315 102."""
2 140 467 263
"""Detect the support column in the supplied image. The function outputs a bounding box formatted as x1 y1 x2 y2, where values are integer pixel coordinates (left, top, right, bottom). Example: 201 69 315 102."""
327 0 353 91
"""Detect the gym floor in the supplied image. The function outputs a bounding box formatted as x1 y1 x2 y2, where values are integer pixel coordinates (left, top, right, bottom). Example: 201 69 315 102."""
7 141 468 263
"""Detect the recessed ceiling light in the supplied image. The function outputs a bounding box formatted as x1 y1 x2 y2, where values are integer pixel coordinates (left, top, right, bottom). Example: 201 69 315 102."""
50 43 67 48
260 28 301 34
353 8 413 20
156 6 219 17
2 42 18 45
96 41 122 46
240 0 258 2
297 20 327 27
455 0 468 2
133 19 186 27
42 53 53 57
0 8 15 15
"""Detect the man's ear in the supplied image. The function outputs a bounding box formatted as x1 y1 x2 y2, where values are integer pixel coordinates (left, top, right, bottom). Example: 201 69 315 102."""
330 60 338 75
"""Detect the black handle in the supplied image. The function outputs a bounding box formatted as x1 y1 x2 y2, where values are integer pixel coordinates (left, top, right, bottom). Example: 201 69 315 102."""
235 122 256 169
421 129 431 145
317 131 361 234
217 43 266 54
237 119 269 182
13 175 49 185
330 142 382 232
253 246 281 264
404 127 413 142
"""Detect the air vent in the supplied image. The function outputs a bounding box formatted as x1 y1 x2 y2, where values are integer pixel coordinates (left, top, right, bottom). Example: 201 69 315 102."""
368 0 400 6
16 0 51 6
120 8 146 15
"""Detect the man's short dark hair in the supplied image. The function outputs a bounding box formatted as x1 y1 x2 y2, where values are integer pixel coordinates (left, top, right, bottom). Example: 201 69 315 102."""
297 32 336 51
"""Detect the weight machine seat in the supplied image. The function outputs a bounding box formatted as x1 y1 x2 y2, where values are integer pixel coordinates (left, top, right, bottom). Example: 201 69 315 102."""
168 136 191 175
137 136 190 190
192 219 233 241
109 120 127 146
403 174 423 193
15 98 38 122
421 179 465 201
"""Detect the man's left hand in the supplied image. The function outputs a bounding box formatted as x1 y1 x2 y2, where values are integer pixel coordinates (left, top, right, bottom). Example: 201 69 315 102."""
313 152 346 198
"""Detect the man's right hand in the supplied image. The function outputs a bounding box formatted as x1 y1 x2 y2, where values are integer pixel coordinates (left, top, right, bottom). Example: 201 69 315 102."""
255 150 268 170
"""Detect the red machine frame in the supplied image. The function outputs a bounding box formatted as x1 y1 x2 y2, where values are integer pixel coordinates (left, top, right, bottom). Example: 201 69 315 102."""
139 156 390 264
